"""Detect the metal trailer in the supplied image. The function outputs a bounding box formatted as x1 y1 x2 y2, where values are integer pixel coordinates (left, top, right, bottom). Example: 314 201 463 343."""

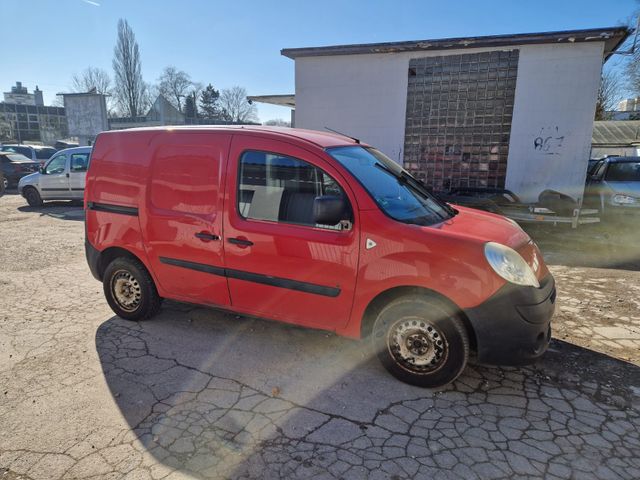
441 187 600 228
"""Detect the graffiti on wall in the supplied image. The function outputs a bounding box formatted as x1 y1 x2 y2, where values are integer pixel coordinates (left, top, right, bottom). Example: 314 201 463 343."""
533 126 565 155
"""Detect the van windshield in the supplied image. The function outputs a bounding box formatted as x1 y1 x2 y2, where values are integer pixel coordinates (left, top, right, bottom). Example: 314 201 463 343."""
327 146 455 226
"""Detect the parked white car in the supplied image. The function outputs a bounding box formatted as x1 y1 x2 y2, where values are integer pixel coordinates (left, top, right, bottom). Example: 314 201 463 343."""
18 146 92 206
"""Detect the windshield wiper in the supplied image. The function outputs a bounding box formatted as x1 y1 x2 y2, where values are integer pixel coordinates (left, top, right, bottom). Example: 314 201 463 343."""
373 163 450 221
399 171 459 217
374 162 458 218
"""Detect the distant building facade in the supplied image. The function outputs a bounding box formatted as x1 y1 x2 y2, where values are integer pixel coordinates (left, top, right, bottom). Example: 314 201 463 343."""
592 120 640 157
3 81 44 106
611 98 640 120
109 95 185 130
0 82 67 144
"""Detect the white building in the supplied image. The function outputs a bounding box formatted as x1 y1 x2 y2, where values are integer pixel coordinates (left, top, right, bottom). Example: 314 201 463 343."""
270 27 628 203
3 81 44 106
618 97 640 112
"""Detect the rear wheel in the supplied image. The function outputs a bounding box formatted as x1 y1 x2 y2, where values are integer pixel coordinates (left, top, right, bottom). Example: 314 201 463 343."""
24 187 43 207
371 294 469 388
103 257 162 320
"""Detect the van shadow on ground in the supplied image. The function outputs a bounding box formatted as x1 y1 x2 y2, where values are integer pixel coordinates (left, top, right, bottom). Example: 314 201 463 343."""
16 202 84 221
95 302 640 479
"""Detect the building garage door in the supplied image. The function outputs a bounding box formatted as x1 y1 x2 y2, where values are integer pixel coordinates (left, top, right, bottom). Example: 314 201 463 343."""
403 50 519 192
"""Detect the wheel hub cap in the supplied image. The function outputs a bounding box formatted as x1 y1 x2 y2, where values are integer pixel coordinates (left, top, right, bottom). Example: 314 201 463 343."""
112 271 142 312
388 319 447 372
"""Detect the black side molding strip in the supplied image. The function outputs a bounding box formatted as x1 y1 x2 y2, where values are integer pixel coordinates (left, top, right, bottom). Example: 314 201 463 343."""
159 256 340 298
225 268 340 297
159 256 225 276
87 201 138 216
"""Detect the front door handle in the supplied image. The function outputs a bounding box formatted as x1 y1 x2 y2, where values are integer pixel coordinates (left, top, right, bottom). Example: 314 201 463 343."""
228 237 253 247
195 232 220 242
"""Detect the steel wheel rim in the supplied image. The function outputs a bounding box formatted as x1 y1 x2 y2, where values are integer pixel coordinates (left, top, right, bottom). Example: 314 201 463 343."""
387 317 448 374
111 270 142 312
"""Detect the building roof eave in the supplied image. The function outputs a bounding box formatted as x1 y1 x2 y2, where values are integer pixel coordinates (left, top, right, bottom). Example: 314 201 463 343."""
281 27 630 60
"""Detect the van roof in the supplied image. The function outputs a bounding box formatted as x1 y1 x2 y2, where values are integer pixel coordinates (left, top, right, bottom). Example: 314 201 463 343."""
103 125 361 149
56 146 92 154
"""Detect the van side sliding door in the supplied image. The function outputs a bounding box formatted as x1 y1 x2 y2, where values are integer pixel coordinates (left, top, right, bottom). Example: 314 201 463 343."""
141 132 232 306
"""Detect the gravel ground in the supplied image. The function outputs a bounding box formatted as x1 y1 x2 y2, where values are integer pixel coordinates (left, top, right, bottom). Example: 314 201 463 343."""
1 191 639 479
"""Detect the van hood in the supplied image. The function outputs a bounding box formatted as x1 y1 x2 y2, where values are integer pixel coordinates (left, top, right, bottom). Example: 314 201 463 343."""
432 205 531 250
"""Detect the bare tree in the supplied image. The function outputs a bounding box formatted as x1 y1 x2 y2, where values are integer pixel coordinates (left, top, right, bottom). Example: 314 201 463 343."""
157 66 193 113
596 70 621 120
219 86 258 123
112 19 147 117
71 67 111 94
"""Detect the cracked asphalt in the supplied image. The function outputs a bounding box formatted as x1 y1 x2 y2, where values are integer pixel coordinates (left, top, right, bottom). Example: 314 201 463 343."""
1 192 639 479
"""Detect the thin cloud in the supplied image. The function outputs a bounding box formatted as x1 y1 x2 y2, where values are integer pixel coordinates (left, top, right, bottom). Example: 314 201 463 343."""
80 0 101 6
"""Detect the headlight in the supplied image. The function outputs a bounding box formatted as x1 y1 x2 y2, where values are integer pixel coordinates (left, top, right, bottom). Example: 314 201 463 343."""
612 194 637 205
484 242 539 288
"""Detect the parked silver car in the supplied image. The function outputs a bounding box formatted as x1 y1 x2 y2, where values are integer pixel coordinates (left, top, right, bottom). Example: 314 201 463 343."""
18 146 92 206
585 156 640 220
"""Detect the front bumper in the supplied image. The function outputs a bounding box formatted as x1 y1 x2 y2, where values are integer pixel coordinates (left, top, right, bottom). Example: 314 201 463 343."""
464 274 555 366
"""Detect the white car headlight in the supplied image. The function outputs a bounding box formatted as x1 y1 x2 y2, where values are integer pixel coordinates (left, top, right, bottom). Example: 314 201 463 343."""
484 242 540 288
612 194 637 205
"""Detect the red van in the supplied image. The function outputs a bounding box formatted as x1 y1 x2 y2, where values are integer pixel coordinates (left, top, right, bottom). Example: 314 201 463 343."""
85 126 555 388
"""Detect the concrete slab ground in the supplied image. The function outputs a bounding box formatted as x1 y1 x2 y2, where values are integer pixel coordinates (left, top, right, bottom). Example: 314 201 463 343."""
0 192 639 479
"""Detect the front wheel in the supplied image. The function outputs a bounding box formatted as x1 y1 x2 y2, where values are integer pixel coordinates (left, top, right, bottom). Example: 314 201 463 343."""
371 294 469 388
24 187 43 207
103 257 162 320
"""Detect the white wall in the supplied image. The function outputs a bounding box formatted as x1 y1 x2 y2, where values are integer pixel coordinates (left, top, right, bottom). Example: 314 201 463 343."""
505 42 603 202
294 42 604 203
295 53 410 163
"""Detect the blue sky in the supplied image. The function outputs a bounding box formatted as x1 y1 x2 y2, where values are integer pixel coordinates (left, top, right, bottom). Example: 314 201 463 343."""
0 0 637 121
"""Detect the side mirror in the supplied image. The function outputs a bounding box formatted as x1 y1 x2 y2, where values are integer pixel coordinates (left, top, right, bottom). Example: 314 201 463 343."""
39 166 45 174
313 195 346 225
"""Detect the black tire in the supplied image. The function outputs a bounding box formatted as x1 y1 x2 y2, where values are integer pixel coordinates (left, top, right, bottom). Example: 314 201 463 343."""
103 257 162 321
371 294 469 388
24 187 43 207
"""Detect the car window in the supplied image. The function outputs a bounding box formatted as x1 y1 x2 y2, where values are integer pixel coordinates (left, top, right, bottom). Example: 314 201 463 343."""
45 155 67 175
70 153 89 172
605 162 640 182
2 146 32 157
36 148 57 160
238 150 350 229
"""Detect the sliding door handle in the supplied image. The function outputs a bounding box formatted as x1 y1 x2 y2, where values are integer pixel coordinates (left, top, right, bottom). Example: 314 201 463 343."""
195 232 220 241
228 237 253 247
